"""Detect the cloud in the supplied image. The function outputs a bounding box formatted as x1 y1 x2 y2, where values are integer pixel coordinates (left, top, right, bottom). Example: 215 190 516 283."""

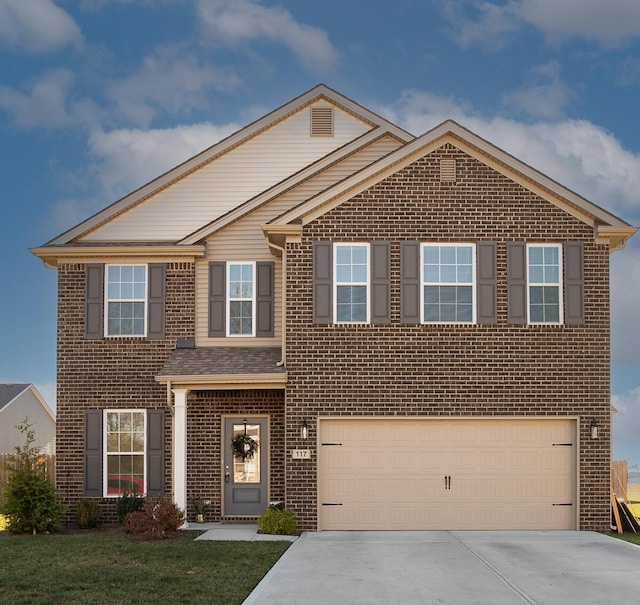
502 61 575 119
613 387 640 465
0 69 74 128
106 46 242 127
196 0 340 73
443 0 640 49
0 0 83 54
85 121 241 198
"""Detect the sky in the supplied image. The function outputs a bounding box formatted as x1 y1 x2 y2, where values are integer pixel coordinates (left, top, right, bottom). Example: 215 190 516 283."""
1 0 639 466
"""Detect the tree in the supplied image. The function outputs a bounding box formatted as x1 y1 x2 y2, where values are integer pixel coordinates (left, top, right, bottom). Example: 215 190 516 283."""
0 419 65 534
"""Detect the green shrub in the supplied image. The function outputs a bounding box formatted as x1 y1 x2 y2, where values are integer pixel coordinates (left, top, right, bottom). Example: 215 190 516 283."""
76 499 101 529
116 491 145 523
0 419 66 535
124 497 184 539
257 506 297 535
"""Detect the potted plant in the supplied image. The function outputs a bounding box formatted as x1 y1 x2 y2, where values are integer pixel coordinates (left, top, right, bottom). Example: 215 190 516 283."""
192 498 206 523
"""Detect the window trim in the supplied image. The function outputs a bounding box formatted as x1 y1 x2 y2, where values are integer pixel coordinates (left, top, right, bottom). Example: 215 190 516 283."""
103 409 147 498
226 261 256 337
526 243 564 325
420 243 477 325
333 242 371 324
104 264 148 338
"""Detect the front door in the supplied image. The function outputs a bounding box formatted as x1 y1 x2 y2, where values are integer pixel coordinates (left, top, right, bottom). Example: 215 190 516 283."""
224 417 268 516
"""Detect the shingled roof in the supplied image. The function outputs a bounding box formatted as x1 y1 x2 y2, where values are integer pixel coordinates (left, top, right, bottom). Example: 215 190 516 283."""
0 383 29 412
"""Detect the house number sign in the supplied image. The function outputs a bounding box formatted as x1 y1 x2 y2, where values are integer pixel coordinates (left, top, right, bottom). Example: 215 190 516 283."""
291 449 311 459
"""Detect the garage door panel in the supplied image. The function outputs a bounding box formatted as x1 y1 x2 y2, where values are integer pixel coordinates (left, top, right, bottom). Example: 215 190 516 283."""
319 418 575 531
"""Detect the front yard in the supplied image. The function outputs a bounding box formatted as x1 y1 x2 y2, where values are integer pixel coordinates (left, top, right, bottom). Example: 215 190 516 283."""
0 530 290 605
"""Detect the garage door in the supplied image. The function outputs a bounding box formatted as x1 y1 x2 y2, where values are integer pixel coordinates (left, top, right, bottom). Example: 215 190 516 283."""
318 418 575 531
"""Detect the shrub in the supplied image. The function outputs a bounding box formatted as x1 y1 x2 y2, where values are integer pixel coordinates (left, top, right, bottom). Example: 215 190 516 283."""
0 419 66 535
257 506 297 535
124 498 184 539
116 491 145 523
76 499 101 529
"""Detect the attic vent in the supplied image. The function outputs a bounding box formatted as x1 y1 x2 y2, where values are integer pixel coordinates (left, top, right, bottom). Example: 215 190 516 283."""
311 106 334 136
440 159 456 183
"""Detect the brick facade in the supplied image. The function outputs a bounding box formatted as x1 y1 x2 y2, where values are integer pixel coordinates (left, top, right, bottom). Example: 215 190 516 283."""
284 146 611 531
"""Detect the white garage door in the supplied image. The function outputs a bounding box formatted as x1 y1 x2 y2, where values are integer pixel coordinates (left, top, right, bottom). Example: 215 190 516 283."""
318 418 576 531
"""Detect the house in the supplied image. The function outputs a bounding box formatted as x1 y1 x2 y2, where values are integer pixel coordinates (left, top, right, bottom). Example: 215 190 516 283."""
31 85 636 531
0 383 55 455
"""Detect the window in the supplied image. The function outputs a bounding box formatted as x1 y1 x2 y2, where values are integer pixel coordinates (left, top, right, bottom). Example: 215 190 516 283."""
334 243 370 323
528 244 562 324
106 265 146 336
227 262 255 336
105 410 145 496
421 244 476 323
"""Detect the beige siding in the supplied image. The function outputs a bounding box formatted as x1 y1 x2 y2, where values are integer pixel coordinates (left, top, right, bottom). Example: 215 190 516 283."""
195 135 403 346
81 103 371 243
0 391 55 455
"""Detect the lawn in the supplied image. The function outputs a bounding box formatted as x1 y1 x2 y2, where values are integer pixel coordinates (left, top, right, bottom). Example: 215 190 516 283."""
0 530 290 605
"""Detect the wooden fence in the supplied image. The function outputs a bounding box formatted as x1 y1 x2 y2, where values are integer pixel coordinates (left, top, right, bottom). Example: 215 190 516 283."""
612 460 628 501
0 454 56 485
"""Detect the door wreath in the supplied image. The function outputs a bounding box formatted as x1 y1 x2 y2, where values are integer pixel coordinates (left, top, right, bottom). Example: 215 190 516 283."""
232 434 258 460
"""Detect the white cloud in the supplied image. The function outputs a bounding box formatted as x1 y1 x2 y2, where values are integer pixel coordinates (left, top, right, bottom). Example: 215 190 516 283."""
502 61 575 120
106 46 242 127
0 69 74 128
0 0 82 54
443 0 640 49
613 387 640 465
196 0 340 73
86 121 241 198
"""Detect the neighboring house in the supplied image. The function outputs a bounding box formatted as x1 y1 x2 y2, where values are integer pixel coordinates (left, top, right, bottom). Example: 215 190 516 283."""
31 85 636 531
0 384 55 455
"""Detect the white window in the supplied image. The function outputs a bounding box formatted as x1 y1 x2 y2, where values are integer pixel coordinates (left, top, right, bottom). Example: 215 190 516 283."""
104 410 146 497
105 265 147 336
227 262 255 336
334 243 370 323
527 244 563 324
421 244 476 324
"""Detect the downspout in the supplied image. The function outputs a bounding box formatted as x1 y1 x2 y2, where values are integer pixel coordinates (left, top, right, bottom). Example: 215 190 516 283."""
266 239 287 367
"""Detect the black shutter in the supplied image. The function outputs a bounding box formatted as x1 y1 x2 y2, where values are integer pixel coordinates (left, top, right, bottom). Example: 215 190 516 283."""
256 262 275 337
209 262 226 337
507 242 527 324
146 409 165 496
147 263 166 339
313 241 332 323
371 241 390 324
85 409 103 497
85 264 104 339
564 241 584 325
476 241 497 324
400 241 420 324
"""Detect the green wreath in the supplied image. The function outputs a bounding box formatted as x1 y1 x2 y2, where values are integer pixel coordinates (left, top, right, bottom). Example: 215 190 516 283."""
232 434 258 460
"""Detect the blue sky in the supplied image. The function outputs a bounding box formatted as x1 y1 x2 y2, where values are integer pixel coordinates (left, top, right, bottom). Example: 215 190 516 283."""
1 0 640 465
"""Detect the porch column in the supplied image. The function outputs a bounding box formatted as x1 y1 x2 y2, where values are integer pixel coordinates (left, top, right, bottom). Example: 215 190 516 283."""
172 388 189 513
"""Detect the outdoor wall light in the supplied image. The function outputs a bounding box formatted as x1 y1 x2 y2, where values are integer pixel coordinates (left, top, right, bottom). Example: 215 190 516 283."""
590 418 599 440
301 419 308 440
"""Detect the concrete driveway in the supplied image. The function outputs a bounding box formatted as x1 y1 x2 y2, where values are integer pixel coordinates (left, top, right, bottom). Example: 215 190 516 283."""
243 531 640 605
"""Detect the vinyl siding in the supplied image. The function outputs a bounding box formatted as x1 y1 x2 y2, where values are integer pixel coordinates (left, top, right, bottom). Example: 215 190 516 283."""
194 135 403 346
81 103 371 243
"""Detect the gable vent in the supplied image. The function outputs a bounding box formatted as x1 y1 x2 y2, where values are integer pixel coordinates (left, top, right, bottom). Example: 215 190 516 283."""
440 159 456 183
311 106 334 136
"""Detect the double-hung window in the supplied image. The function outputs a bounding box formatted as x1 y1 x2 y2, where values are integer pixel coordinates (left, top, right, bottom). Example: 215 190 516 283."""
105 410 146 496
227 262 255 336
334 243 370 323
106 265 147 336
422 243 476 323
527 244 562 324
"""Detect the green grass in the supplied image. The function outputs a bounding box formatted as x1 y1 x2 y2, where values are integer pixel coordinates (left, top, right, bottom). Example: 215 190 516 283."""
0 531 290 605
610 531 640 546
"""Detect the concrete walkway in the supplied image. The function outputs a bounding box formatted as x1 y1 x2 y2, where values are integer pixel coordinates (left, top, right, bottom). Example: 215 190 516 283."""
243 531 640 605
191 522 298 542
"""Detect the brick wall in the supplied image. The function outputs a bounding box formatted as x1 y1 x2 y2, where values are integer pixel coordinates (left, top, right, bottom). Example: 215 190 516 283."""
284 145 611 531
56 261 195 521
